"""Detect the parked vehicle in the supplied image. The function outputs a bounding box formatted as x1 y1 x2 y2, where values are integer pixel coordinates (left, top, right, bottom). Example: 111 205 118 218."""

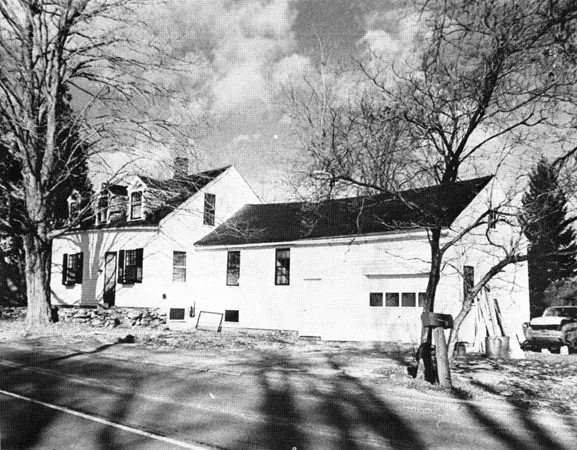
523 306 577 352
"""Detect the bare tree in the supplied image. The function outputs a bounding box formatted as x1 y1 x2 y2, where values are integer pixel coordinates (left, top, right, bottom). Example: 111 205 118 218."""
0 0 197 326
284 0 577 382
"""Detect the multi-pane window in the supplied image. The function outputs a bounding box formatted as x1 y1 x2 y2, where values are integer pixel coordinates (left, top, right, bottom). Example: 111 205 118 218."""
374 291 427 307
173 251 187 282
203 193 216 226
97 194 108 224
275 248 290 285
62 252 83 285
369 293 383 307
227 251 240 286
130 191 143 220
118 248 143 284
68 191 81 223
385 292 400 307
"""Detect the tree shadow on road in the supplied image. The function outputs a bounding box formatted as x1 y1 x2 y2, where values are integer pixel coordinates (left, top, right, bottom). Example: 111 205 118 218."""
242 350 427 450
0 345 145 450
451 382 569 450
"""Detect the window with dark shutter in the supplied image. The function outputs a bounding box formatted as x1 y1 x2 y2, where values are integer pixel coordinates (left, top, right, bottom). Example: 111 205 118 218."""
118 249 125 283
62 252 83 285
135 248 143 283
97 194 108 224
203 193 215 226
117 248 143 284
125 249 137 282
76 252 83 284
275 248 290 285
226 251 240 286
62 254 68 285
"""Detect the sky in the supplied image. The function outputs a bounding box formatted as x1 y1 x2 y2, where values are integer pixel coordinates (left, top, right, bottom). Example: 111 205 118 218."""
124 0 415 201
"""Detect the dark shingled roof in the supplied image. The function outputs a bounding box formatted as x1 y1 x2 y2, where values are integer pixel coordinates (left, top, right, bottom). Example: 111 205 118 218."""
139 166 231 224
90 166 230 229
195 176 493 246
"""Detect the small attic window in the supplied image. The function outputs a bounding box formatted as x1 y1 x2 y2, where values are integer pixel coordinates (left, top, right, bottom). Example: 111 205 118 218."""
67 190 81 223
96 194 108 225
130 191 143 220
204 193 215 226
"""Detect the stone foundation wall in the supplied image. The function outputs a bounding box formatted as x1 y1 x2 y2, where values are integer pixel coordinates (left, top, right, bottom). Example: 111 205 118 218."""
58 307 167 329
0 306 167 329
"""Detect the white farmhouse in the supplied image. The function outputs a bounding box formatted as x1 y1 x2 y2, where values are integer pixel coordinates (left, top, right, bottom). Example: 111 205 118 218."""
51 165 529 344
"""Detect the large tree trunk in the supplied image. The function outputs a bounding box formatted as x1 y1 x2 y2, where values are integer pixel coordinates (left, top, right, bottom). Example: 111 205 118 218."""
23 231 53 327
416 227 444 383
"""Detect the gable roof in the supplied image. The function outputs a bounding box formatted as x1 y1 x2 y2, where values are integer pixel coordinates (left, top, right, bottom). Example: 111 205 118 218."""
195 176 493 247
139 166 231 224
91 165 230 229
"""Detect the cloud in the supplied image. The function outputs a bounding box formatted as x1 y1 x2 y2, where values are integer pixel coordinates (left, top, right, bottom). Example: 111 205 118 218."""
153 0 300 115
359 11 422 73
232 134 262 144
361 29 401 61
272 54 314 86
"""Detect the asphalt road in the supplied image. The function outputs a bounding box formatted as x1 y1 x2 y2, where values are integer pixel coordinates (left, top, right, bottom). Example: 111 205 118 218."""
1 342 576 450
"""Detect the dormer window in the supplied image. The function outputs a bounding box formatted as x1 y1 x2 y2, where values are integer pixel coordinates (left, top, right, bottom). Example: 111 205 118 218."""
67 190 81 223
96 194 108 225
130 191 143 220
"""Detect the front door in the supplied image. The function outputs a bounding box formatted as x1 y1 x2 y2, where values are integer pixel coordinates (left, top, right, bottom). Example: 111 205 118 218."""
103 252 117 307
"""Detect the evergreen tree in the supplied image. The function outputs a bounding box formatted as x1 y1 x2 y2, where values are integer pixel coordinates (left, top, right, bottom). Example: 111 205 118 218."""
521 158 577 318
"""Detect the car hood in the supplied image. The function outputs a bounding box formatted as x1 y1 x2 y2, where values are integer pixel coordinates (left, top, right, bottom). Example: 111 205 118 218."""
530 316 568 326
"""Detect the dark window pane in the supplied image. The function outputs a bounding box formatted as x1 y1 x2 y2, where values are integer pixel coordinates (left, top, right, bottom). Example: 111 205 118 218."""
401 292 416 307
418 292 426 308
126 249 136 266
385 293 399 307
169 308 185 320
173 251 186 282
173 251 186 267
227 251 240 286
64 253 82 285
204 193 216 226
123 248 143 283
225 310 239 322
130 191 142 219
370 293 383 307
275 248 290 285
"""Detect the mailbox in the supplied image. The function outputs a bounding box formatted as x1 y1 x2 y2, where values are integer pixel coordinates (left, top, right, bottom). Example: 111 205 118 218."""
421 312 453 329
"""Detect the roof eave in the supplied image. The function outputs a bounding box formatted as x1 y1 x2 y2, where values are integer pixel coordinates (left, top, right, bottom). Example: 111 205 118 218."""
195 227 450 250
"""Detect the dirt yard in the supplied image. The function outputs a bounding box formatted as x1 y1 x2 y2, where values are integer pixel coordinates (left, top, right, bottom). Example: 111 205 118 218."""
1 314 576 415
